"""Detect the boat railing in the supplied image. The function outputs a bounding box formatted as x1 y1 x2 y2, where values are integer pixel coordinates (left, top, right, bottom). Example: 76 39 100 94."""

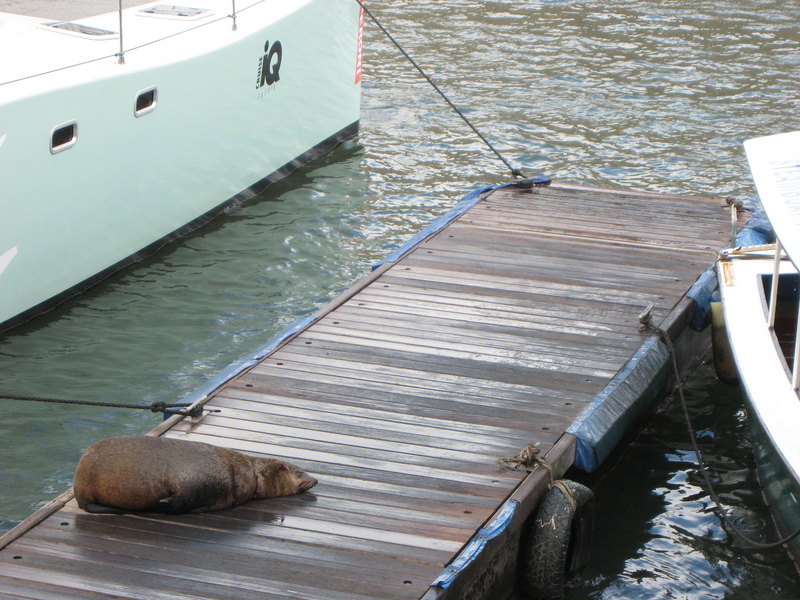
1 0 267 87
766 239 800 390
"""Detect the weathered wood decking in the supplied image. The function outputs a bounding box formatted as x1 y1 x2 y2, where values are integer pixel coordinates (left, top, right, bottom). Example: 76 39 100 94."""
0 182 738 599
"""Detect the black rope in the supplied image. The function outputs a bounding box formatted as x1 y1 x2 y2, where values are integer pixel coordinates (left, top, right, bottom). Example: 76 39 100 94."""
0 394 216 418
354 0 530 181
643 320 800 550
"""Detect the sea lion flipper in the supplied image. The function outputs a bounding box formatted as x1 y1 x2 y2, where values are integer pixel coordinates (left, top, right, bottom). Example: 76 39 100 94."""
156 496 187 514
82 502 127 515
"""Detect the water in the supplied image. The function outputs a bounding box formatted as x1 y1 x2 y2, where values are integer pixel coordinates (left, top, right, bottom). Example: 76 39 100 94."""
570 363 800 599
2 0 800 596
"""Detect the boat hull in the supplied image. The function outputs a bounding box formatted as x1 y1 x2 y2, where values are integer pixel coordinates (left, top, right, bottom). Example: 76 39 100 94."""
749 403 800 563
0 0 362 330
717 250 800 565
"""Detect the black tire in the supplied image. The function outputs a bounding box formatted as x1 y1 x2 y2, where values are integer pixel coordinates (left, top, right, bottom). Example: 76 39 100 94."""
518 479 594 600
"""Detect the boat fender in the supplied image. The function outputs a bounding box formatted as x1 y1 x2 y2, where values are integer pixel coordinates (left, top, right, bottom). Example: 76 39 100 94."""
518 479 594 600
710 292 739 385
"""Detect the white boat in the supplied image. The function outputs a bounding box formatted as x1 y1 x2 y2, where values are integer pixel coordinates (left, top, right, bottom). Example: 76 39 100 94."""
716 130 800 564
0 0 363 331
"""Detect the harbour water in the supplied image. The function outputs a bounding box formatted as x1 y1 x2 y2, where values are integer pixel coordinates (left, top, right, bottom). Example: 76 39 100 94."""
2 0 800 597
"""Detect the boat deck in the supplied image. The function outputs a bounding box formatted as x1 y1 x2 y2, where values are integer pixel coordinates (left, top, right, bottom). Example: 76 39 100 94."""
0 1 144 20
0 182 738 599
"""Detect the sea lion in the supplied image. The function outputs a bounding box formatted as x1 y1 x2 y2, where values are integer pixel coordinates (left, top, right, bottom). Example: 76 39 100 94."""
73 435 317 514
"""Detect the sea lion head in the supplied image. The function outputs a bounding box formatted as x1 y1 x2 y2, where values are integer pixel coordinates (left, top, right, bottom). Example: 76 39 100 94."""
254 458 318 498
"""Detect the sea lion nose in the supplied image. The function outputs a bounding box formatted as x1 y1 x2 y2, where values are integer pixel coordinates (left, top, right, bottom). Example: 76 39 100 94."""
300 476 318 491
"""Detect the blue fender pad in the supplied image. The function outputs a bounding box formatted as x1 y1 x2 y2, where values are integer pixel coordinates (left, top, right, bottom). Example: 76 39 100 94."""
567 337 671 472
431 499 520 589
735 209 773 247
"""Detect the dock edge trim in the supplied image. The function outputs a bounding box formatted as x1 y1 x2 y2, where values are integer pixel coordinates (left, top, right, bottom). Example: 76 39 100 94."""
430 498 520 589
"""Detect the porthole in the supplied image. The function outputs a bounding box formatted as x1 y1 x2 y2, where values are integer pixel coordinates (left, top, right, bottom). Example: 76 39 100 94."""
50 121 77 154
134 87 158 117
40 21 118 40
137 6 214 20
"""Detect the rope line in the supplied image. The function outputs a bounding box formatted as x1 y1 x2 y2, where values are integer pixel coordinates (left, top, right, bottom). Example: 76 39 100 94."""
643 318 800 550
0 394 215 417
497 442 553 485
354 0 527 181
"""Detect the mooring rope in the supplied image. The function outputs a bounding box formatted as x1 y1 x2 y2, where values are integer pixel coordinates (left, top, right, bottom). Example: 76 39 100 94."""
0 394 216 418
641 316 800 550
354 0 529 181
497 442 554 484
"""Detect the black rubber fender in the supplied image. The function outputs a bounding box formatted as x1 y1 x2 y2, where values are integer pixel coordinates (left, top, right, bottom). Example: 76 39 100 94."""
518 479 595 600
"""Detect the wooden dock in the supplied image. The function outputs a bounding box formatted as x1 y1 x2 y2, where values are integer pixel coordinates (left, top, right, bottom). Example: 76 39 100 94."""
0 182 740 599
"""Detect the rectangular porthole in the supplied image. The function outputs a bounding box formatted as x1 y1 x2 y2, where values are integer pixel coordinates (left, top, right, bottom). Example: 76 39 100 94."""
50 121 77 154
137 5 213 20
135 87 158 117
40 21 118 40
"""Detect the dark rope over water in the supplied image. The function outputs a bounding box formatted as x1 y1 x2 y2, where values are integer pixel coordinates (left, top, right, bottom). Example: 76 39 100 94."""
0 394 217 418
354 0 532 182
642 318 800 550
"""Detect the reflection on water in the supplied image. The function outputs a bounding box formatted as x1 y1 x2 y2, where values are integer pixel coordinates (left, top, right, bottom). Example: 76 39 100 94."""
3 0 800 596
568 361 800 599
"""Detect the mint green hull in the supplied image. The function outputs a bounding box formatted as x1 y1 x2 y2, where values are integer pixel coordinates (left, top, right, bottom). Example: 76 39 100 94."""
0 0 361 329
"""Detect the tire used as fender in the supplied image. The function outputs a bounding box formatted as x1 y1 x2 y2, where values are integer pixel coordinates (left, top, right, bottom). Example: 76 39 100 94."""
518 479 595 600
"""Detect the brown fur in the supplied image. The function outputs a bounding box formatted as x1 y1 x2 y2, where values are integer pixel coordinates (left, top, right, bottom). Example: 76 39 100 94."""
73 435 316 514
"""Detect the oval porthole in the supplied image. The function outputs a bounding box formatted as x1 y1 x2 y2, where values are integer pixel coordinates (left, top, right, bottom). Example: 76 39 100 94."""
50 121 77 154
134 87 157 117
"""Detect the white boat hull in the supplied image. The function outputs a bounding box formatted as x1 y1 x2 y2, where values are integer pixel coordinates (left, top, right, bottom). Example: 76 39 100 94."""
717 248 800 563
0 0 362 330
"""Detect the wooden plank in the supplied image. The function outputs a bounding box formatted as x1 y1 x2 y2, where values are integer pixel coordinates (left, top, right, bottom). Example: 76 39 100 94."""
191 401 526 454
38 512 441 576
301 326 626 373
220 378 582 432
162 430 524 491
278 331 619 378
419 222 717 266
467 200 729 238
237 368 590 424
170 419 515 473
0 550 389 600
373 270 677 316
314 307 641 355
403 237 702 281
247 354 596 406
208 390 543 444
9 534 422 600
383 264 677 306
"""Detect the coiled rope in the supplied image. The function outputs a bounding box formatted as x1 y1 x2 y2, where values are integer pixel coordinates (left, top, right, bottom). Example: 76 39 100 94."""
0 394 215 418
641 316 800 550
354 0 532 182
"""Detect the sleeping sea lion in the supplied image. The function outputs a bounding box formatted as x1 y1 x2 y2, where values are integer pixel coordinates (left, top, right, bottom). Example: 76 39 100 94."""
73 435 317 514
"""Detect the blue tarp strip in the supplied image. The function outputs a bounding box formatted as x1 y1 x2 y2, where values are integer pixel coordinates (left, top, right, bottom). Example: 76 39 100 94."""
372 184 512 270
175 314 318 409
567 337 671 472
431 499 520 589
736 209 773 247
